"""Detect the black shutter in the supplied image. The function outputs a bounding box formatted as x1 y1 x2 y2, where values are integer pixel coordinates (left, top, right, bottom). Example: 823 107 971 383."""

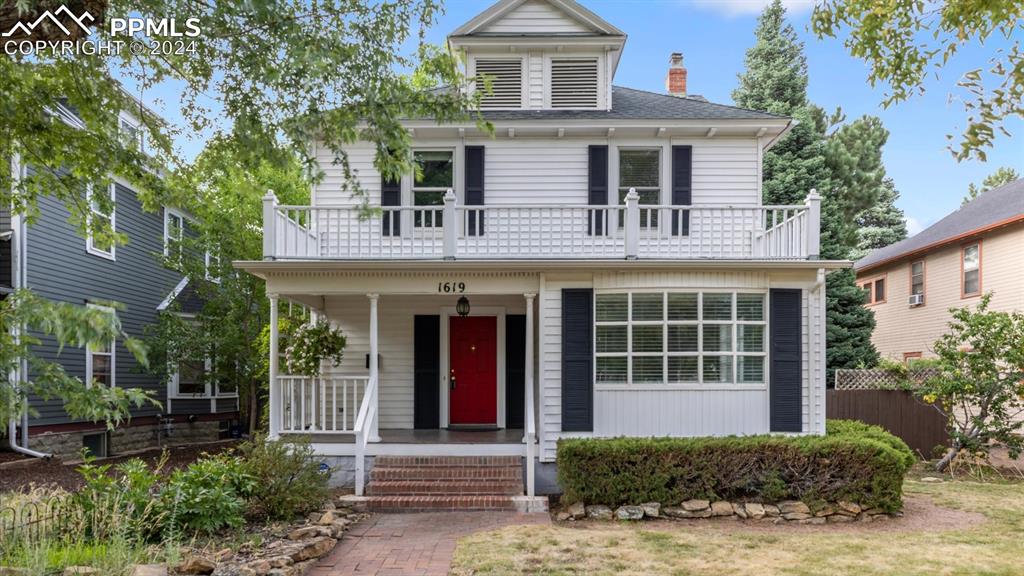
588 145 608 236
770 289 802 432
413 315 440 429
562 289 593 431
671 145 692 236
381 174 401 237
505 315 526 429
465 145 485 236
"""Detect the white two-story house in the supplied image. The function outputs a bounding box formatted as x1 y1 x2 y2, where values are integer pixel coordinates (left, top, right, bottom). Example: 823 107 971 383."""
237 0 843 511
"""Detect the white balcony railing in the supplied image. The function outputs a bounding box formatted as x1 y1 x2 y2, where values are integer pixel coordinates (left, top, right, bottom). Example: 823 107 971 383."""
262 189 821 261
278 375 367 433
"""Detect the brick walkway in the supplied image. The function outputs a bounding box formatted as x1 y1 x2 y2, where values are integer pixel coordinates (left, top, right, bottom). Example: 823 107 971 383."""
308 512 550 576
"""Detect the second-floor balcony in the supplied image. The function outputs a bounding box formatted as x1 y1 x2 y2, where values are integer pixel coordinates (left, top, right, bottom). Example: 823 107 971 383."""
262 190 821 261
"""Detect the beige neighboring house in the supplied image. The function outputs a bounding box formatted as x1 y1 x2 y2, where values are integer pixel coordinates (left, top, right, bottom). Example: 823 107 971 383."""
855 178 1024 362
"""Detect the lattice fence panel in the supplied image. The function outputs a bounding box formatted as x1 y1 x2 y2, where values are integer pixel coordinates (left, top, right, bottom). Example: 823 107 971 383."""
834 368 940 391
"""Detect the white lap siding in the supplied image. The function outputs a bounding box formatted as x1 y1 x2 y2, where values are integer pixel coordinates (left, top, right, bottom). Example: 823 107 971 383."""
320 294 526 429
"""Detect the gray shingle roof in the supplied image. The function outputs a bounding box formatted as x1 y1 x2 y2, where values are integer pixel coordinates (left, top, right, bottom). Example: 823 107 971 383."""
476 86 785 121
855 178 1024 271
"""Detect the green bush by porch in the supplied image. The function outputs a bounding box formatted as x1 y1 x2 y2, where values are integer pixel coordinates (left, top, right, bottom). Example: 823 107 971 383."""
556 420 915 512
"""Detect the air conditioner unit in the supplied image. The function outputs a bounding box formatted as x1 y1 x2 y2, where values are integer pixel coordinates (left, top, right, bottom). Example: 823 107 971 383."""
908 294 925 306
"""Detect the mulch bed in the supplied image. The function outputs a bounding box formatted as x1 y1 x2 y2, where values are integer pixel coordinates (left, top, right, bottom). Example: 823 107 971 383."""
0 440 239 493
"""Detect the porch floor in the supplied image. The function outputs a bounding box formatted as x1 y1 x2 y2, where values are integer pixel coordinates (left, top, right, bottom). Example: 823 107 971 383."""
305 428 524 444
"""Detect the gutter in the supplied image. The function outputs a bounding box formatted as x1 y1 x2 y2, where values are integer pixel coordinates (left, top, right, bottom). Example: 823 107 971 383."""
763 119 797 152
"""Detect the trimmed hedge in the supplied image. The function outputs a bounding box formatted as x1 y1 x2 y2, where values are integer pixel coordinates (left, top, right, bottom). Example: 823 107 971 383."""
557 420 916 512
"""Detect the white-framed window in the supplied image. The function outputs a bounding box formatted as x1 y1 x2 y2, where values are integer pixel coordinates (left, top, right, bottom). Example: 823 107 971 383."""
85 184 116 260
169 355 238 398
85 304 116 387
164 208 185 262
204 250 221 283
618 148 661 229
962 242 981 297
910 260 925 301
119 116 144 152
595 291 767 386
412 150 453 228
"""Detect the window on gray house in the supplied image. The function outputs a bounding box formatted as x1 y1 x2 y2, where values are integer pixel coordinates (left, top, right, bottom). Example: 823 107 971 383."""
618 149 660 229
413 150 453 228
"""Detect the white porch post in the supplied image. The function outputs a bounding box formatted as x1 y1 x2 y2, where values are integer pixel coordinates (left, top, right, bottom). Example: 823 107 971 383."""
624 188 640 259
368 293 381 442
268 293 280 439
442 189 457 259
524 292 536 498
805 189 821 260
262 190 278 260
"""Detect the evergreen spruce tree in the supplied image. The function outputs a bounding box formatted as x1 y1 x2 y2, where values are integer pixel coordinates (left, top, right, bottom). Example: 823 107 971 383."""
963 167 1021 206
854 178 907 260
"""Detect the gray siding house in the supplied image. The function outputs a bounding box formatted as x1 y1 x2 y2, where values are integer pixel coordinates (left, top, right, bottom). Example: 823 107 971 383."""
6 107 238 460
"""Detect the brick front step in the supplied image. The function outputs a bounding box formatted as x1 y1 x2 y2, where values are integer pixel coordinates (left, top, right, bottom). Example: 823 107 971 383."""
366 495 518 512
374 455 521 467
370 466 521 481
367 479 523 496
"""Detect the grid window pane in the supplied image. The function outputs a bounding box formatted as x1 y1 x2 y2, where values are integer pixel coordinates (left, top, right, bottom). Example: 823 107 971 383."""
597 357 627 383
618 149 660 188
737 324 764 353
703 293 732 321
91 354 111 386
667 293 698 320
632 356 664 383
631 293 664 321
413 151 453 188
632 325 664 353
874 278 886 302
668 357 698 383
178 360 206 395
964 269 979 294
596 325 627 353
703 356 732 383
737 356 764 384
702 324 732 352
736 294 764 321
668 325 698 352
596 294 628 322
963 245 979 270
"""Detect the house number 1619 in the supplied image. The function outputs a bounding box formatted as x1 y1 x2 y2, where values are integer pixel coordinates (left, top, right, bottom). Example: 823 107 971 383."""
438 282 466 293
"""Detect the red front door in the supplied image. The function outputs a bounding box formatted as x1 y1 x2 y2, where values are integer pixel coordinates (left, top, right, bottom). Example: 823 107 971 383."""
449 316 498 426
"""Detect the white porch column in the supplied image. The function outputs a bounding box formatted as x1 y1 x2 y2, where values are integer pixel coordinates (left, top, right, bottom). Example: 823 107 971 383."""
524 292 536 498
368 293 381 442
624 188 640 259
805 189 821 260
268 293 280 439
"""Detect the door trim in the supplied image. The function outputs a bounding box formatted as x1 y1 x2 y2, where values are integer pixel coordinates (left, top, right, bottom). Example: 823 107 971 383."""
439 306 506 429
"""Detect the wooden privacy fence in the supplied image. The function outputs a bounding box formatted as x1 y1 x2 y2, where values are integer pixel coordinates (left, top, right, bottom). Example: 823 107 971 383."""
826 389 948 458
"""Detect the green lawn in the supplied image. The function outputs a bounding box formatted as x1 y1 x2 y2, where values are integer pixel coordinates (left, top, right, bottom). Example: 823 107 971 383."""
452 476 1024 576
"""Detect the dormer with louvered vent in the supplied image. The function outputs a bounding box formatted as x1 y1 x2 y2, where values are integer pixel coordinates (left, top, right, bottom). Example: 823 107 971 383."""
451 0 625 111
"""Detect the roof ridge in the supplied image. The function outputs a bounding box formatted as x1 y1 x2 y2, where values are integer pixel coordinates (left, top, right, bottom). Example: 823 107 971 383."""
612 85 789 119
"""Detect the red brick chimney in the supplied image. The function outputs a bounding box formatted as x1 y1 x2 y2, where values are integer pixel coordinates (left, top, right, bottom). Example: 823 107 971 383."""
665 53 687 97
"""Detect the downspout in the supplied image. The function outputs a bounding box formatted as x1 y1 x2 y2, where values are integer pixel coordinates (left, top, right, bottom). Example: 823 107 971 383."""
7 155 51 458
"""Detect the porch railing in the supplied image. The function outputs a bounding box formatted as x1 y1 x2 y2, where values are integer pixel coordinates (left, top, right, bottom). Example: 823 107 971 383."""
278 375 367 433
262 190 822 261
353 374 378 497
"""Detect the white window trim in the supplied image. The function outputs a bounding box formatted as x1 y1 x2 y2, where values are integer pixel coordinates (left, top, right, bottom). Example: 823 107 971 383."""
163 207 185 258
409 148 456 230
118 115 144 152
85 184 116 260
594 290 770 391
85 303 116 388
204 250 221 283
616 147 664 232
169 357 212 398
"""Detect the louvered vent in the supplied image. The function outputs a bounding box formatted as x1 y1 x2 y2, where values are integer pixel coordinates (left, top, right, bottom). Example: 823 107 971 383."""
551 59 599 108
475 59 523 109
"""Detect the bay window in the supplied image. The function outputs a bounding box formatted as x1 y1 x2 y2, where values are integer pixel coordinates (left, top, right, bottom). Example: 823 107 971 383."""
595 291 767 386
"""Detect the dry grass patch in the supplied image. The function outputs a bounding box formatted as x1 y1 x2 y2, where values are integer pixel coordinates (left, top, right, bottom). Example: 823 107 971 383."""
452 479 1024 576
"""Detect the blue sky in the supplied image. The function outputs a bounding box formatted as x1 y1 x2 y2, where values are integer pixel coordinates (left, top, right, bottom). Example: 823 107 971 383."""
145 0 1023 234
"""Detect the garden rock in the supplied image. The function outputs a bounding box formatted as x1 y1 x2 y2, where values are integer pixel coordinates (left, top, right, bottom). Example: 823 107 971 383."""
62 568 99 576
681 499 710 512
316 510 337 525
828 514 855 523
585 505 613 520
567 501 586 520
837 501 861 515
215 548 233 561
242 560 271 575
177 556 217 575
744 503 766 519
710 501 733 517
732 503 748 519
640 502 660 518
782 512 812 521
293 537 336 561
663 506 712 519
615 505 644 520
266 557 293 569
130 566 167 576
763 504 781 517
556 511 571 521
779 501 811 516
287 526 329 540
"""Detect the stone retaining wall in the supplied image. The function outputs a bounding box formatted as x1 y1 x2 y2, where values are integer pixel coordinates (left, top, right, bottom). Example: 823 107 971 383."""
561 498 898 524
29 420 224 461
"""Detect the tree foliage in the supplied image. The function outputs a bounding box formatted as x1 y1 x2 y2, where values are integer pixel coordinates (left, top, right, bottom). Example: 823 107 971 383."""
963 166 1020 206
918 295 1024 471
812 0 1024 161
1 0 484 249
854 178 908 260
1 290 155 431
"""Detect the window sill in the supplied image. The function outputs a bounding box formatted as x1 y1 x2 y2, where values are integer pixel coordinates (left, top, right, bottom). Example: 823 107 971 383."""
595 384 768 392
85 246 116 261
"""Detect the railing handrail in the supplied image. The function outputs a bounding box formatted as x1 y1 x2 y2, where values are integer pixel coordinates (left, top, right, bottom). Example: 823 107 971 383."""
278 203 808 211
353 376 376 438
353 374 378 496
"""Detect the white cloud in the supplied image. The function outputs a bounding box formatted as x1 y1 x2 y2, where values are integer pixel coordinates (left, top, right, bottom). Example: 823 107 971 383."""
690 0 816 17
905 217 926 237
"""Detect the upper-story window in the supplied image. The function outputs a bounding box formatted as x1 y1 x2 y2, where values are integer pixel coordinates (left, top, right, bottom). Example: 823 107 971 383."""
550 58 599 108
85 184 116 260
475 58 523 109
910 260 925 304
413 150 453 228
962 242 981 297
165 208 185 262
619 149 661 229
119 116 144 152
86 303 115 387
860 276 886 305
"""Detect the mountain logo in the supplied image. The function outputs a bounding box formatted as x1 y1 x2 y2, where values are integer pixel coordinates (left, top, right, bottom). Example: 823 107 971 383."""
2 5 95 38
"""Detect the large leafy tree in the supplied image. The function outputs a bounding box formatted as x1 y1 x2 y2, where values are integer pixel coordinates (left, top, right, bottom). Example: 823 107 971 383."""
963 166 1021 206
854 178 907 260
1 0 482 248
812 0 1024 161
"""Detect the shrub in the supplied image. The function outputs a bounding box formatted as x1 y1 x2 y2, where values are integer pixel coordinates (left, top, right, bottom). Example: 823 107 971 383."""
235 434 330 520
557 429 915 512
73 456 165 540
161 453 255 534
826 419 916 468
